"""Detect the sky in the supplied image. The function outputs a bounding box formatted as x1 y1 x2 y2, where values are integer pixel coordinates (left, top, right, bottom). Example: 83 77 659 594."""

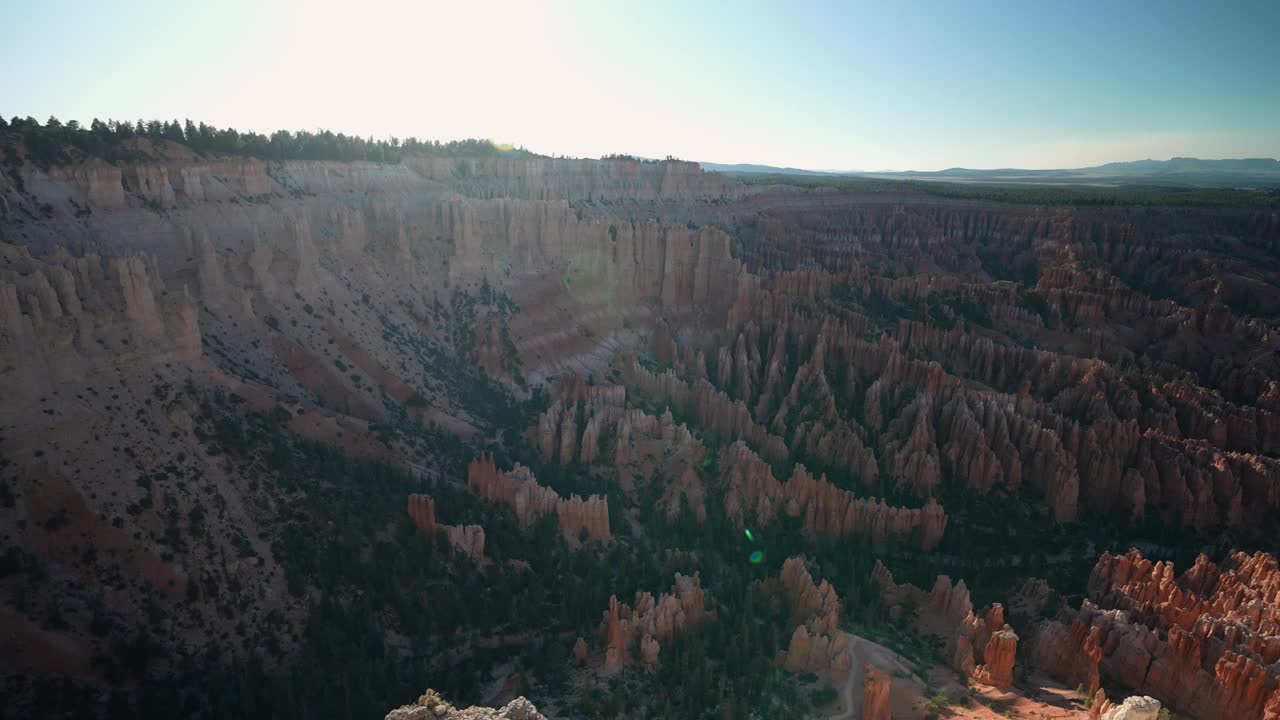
3 0 1278 170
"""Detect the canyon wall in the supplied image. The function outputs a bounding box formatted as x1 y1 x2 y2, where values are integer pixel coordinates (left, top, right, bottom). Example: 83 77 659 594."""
404 156 744 203
0 241 200 401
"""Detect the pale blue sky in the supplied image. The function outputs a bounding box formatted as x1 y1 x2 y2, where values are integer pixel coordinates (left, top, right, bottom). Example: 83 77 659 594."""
3 0 1277 170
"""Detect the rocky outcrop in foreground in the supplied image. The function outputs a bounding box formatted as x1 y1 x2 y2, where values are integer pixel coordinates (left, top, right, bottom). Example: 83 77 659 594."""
385 689 545 720
1098 695 1163 720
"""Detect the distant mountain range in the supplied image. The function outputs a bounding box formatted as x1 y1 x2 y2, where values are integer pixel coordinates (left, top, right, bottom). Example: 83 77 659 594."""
698 162 838 176
704 157 1280 188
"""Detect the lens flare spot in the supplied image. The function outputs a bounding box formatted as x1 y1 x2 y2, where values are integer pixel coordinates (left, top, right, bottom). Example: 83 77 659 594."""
744 528 755 542
749 550 763 564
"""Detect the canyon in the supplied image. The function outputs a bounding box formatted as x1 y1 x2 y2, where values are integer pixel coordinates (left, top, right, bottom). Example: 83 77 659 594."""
1 133 1277 719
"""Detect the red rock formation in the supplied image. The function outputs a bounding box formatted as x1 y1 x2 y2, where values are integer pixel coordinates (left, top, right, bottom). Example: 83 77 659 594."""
1028 618 1103 696
779 556 841 634
773 556 853 680
406 494 484 560
573 637 587 664
623 360 789 464
871 560 1021 686
1088 549 1280 643
442 525 485 561
863 664 891 720
1030 549 1280 720
13 138 1280 720
536 386 712 529
1264 690 1280 720
974 604 1004 662
407 494 437 534
659 466 708 525
1089 690 1115 720
719 442 946 551
639 634 660 666
783 624 853 679
872 562 974 637
973 626 1018 690
602 595 627 674
881 394 943 496
596 573 714 673
467 453 610 544
687 204 1280 532
922 575 977 635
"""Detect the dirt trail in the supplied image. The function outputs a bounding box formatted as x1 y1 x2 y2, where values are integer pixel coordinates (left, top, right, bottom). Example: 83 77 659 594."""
826 634 925 720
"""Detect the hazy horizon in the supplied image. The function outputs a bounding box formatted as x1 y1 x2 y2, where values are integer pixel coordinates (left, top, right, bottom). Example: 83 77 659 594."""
4 0 1278 171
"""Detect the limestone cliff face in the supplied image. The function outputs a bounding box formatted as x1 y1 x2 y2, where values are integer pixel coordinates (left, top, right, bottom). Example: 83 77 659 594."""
0 242 200 401
441 525 486 561
38 162 127 209
405 156 743 203
7 152 749 416
28 154 423 213
434 195 743 316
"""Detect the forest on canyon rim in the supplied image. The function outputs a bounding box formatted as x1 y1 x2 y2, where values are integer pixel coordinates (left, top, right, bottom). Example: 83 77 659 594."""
1 118 1279 720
